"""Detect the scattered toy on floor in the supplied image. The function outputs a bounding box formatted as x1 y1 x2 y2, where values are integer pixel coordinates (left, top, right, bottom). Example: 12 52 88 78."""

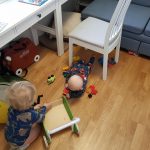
73 56 80 62
128 50 138 56
47 75 56 84
62 66 70 71
98 56 116 67
33 94 43 106
108 57 116 65
63 57 95 99
86 85 98 98
63 71 69 78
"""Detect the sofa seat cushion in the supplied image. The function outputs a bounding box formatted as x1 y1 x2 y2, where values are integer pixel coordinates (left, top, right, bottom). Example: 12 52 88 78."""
144 20 150 37
81 0 117 22
139 42 150 56
123 4 150 34
122 31 150 44
132 0 150 7
116 0 150 7
121 37 140 53
81 0 150 34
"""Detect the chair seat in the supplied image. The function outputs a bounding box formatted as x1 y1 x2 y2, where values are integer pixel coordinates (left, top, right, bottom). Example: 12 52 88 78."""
69 17 109 48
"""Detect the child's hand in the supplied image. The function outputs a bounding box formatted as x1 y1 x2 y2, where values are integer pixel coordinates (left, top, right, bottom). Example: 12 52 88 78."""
44 102 52 111
34 104 42 110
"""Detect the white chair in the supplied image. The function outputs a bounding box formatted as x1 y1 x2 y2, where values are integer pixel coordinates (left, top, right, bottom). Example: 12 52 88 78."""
68 0 132 80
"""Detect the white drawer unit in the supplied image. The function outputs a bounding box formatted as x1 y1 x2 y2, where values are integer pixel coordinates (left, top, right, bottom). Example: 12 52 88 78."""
0 0 68 56
0 28 16 48
15 2 56 36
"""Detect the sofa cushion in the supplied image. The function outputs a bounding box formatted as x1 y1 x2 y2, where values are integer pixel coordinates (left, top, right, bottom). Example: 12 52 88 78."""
121 37 140 53
139 42 150 56
81 0 117 22
116 0 150 7
144 20 150 37
132 0 150 7
123 4 150 34
123 31 150 44
81 0 150 34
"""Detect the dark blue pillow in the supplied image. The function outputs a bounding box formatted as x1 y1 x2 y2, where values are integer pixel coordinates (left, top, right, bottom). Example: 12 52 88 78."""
132 0 150 7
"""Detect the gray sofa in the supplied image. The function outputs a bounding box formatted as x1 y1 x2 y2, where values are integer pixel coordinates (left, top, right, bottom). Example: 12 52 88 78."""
81 0 150 57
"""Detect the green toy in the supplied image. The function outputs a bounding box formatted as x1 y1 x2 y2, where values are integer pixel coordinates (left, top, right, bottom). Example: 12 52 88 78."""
42 96 80 147
47 75 56 84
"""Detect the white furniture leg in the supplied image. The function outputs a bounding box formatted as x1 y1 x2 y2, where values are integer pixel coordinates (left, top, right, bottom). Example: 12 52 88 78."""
54 1 64 56
30 27 39 46
69 38 73 66
115 33 121 63
103 53 108 80
115 41 121 63
48 118 80 135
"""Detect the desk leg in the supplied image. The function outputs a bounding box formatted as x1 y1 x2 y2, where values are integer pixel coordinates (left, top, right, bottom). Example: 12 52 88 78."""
54 2 64 56
31 27 39 46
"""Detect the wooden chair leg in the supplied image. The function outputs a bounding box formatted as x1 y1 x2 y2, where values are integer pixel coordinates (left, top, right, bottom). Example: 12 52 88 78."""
69 38 73 66
103 54 108 80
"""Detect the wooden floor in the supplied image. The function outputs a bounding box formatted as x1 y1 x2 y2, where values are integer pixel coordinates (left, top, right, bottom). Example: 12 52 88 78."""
1 45 150 150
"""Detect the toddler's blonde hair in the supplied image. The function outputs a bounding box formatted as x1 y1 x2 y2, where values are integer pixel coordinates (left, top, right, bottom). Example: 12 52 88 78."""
6 81 36 111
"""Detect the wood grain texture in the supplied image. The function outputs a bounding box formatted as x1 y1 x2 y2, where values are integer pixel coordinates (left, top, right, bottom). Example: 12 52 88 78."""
1 45 150 150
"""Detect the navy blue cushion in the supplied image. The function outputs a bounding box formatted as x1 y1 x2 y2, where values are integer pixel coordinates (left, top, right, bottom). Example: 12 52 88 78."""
81 0 150 34
132 0 150 7
116 0 150 7
121 36 140 52
144 20 150 37
123 4 150 34
81 0 117 22
123 31 150 44
139 42 150 56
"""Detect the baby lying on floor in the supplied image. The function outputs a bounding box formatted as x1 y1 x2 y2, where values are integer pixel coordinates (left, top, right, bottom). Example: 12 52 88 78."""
63 57 95 99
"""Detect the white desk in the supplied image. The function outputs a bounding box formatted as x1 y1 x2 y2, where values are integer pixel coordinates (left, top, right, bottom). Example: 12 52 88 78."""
0 0 67 56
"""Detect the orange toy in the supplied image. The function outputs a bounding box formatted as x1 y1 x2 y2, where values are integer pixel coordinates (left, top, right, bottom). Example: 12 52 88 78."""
86 85 97 98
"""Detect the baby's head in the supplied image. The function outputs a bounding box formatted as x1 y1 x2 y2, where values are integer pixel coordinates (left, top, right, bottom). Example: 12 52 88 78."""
68 75 83 91
6 81 36 111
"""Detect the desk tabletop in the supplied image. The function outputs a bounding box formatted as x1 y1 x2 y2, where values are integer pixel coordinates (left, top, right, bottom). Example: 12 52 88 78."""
0 0 56 36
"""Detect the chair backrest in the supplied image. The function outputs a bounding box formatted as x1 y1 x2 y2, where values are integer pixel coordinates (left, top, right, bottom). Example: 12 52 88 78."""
104 0 132 50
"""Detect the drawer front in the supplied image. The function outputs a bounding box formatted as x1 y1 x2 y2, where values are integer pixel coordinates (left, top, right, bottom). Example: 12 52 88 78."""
0 29 16 48
15 3 56 36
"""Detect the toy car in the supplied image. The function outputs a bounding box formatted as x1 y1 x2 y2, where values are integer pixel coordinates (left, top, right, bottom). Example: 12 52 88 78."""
2 38 40 76
47 75 56 84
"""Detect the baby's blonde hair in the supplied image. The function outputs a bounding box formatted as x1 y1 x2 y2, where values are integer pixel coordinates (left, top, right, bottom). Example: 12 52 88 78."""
6 81 36 111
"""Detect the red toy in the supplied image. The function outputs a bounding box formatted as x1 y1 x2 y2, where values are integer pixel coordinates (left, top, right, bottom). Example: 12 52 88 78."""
2 38 40 76
63 88 70 98
128 50 138 56
86 85 97 98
